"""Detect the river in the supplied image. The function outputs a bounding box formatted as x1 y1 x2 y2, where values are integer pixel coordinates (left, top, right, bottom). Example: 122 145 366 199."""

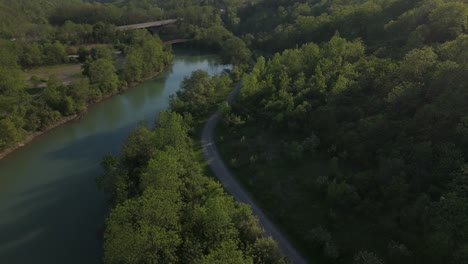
0 50 231 264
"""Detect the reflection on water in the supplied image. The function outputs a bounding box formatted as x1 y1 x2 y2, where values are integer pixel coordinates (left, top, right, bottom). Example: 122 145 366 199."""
0 50 231 264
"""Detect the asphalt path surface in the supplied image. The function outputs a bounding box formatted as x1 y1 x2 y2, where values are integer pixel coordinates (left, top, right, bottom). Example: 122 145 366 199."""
201 82 307 264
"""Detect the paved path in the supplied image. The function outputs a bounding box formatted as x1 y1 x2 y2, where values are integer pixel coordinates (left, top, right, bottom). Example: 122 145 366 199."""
201 82 308 264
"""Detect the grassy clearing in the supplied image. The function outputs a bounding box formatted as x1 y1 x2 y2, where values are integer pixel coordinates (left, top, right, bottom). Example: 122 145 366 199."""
25 63 83 87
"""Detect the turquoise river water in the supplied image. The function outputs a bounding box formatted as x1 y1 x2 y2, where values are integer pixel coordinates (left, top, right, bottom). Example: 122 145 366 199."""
0 51 231 264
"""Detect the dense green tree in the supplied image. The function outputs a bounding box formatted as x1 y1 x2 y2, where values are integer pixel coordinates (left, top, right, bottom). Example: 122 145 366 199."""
103 188 182 264
196 24 233 48
0 117 26 149
100 111 285 264
42 41 68 65
90 47 114 61
88 58 119 94
121 31 171 83
196 241 253 264
0 67 27 113
122 48 144 82
92 22 115 43
249 237 285 264
171 70 232 118
19 42 43 68
121 124 156 173
221 36 251 64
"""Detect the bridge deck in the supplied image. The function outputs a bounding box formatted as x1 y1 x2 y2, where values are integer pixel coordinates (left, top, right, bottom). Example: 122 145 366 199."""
116 19 178 31
164 39 192 45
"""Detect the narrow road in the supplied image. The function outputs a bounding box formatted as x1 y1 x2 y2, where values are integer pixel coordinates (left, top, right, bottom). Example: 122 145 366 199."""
201 82 307 264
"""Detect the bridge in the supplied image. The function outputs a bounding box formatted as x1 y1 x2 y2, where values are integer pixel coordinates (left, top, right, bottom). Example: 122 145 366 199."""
115 19 179 31
164 39 192 45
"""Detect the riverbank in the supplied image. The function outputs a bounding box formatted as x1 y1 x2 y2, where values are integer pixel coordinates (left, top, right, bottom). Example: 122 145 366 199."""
0 68 166 161
0 53 230 264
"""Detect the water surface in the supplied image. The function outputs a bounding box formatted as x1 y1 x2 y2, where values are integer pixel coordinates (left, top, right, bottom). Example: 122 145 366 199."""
0 50 230 264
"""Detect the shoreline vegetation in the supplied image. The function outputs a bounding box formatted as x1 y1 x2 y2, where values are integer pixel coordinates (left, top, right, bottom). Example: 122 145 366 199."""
98 72 287 263
0 67 166 161
0 27 173 160
1 0 467 263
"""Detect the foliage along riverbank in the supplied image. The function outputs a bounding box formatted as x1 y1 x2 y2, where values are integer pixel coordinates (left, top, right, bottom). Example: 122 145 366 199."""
2 0 467 263
0 30 172 160
0 65 167 161
0 0 252 158
97 71 287 263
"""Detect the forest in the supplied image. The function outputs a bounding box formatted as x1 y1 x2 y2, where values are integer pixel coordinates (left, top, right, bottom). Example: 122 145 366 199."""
0 0 248 151
0 9 172 150
97 108 285 264
216 0 468 263
0 0 467 263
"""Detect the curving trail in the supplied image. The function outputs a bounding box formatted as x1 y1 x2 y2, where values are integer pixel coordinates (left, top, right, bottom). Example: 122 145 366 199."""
201 82 308 264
